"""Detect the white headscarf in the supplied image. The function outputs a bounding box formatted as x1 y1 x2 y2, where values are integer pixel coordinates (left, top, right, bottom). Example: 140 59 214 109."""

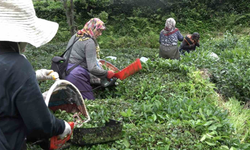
164 18 176 32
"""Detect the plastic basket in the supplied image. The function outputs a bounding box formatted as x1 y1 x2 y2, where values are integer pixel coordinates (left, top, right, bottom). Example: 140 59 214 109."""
99 59 120 73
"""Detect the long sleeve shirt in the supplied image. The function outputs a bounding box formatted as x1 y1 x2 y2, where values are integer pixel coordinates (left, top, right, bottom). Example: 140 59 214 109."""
180 34 200 52
159 28 184 46
64 34 107 79
0 49 64 150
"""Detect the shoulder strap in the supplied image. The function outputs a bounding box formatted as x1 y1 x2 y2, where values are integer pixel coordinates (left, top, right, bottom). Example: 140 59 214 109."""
65 61 85 75
60 35 79 57
65 36 90 75
184 35 193 46
163 28 179 36
64 36 80 68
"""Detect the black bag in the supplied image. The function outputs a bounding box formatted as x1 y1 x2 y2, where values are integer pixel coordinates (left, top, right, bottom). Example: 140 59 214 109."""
51 56 67 79
51 36 81 79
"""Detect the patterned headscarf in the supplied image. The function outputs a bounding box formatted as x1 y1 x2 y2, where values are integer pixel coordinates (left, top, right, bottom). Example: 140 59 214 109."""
164 18 176 32
77 18 106 38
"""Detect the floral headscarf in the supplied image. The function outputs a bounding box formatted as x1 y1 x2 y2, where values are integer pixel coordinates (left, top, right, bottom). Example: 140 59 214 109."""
164 18 176 32
77 18 106 38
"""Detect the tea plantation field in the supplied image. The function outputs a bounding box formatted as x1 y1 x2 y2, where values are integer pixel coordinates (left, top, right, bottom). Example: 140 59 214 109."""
27 32 250 150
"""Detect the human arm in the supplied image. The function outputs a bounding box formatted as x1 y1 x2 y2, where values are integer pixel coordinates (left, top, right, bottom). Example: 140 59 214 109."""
181 40 196 50
181 44 195 50
15 76 65 139
177 31 184 41
15 53 56 81
195 42 200 47
85 40 108 78
14 59 66 139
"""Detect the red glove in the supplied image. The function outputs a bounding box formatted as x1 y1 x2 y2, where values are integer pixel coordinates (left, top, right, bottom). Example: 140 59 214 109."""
107 70 115 79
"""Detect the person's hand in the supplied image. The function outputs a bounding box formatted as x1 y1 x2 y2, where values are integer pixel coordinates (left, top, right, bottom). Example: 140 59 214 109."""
58 121 72 139
195 42 200 47
107 70 115 79
36 69 57 81
190 44 195 49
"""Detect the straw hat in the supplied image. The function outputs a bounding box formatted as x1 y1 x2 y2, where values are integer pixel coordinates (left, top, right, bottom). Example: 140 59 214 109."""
0 0 59 48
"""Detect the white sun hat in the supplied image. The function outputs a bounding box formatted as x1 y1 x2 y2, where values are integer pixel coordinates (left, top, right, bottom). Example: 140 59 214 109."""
0 0 59 48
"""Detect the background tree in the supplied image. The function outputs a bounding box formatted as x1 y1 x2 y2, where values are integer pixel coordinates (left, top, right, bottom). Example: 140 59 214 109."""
62 0 75 36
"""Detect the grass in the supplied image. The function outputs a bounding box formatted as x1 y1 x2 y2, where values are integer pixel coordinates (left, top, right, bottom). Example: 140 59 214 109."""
216 96 250 139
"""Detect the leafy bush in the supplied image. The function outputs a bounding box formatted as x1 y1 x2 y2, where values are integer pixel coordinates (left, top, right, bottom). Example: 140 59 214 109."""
180 32 250 102
25 33 250 149
34 0 250 44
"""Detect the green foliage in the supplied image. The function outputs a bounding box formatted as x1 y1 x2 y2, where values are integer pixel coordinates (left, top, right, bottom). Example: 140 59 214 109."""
33 0 250 44
99 30 159 49
25 33 250 149
34 1 65 22
180 32 250 102
28 1 250 148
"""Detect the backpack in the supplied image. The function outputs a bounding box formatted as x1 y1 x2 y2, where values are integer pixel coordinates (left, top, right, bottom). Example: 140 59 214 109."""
51 36 81 79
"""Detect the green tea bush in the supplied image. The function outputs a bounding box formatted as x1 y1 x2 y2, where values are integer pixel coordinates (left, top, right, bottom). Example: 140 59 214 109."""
26 32 250 149
180 33 250 102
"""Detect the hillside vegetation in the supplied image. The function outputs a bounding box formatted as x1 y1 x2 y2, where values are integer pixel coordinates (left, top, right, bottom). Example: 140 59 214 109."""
26 32 250 149
25 0 250 149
